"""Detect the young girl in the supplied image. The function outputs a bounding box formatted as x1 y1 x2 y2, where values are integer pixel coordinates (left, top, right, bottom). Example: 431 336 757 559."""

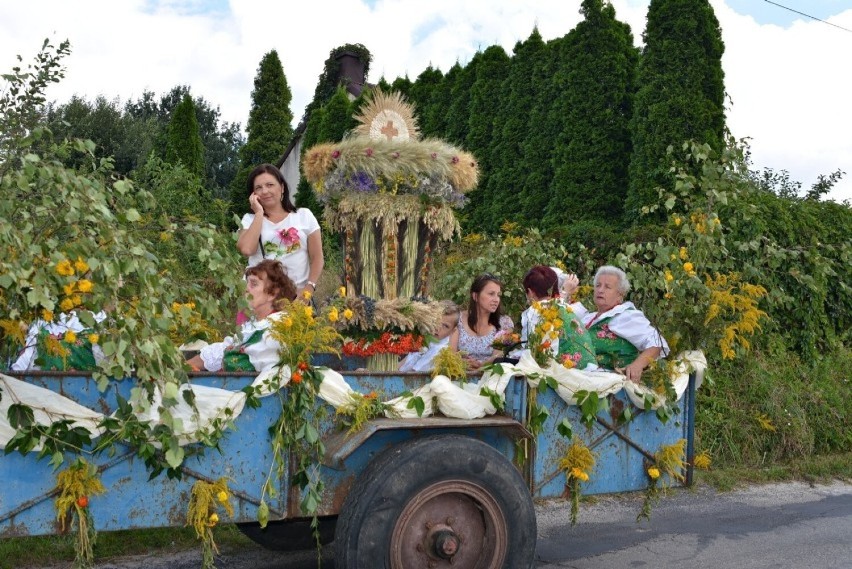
187 260 296 372
399 301 460 372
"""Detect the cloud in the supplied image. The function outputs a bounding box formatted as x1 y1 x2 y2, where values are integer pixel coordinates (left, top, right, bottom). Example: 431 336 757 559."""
0 0 849 201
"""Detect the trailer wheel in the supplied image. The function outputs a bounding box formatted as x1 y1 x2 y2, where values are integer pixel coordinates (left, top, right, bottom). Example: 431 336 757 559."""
335 434 536 569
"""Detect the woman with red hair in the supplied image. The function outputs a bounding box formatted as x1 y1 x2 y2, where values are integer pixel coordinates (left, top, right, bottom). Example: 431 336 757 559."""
520 265 597 370
187 260 296 372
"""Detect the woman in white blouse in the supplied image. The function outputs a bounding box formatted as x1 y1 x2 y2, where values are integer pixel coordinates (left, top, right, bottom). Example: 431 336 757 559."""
236 164 324 297
187 260 296 373
566 266 669 383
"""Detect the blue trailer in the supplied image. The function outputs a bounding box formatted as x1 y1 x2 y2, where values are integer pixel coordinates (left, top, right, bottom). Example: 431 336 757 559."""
0 367 696 568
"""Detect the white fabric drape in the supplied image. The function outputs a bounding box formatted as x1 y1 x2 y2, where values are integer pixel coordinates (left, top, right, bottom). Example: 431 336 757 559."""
0 350 705 452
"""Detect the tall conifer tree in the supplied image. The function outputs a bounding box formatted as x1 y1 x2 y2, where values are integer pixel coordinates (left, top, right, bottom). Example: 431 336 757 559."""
518 36 569 224
444 53 482 147
390 75 413 99
459 46 510 231
230 50 293 214
409 65 443 129
626 0 725 217
421 63 461 138
165 93 205 179
546 0 638 227
484 29 547 232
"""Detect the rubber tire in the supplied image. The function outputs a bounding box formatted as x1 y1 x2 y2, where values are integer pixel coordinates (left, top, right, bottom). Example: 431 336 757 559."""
236 516 336 551
334 434 536 569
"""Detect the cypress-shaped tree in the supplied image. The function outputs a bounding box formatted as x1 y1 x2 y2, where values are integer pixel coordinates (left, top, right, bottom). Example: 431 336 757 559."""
316 87 353 143
408 65 443 128
626 0 725 218
518 36 570 225
444 53 482 147
294 106 325 212
390 75 413 100
546 0 638 227
462 44 511 232
165 93 205 180
483 29 547 232
230 50 294 214
421 62 461 138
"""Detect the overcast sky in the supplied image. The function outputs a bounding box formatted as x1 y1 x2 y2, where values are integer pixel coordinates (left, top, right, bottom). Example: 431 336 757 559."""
1 0 850 202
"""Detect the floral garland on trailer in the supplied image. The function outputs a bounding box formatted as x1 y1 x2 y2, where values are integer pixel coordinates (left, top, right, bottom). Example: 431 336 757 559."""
323 291 446 370
54 458 106 569
186 478 234 569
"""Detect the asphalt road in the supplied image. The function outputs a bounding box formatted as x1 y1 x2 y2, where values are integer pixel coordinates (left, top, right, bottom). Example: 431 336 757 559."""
52 480 852 569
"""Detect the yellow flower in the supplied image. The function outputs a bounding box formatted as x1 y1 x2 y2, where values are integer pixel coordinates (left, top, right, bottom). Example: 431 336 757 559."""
679 247 688 260
328 307 339 322
63 283 76 296
570 467 589 482
343 308 354 320
302 289 313 300
339 286 347 297
42 309 54 322
71 295 83 307
88 333 99 345
647 467 661 480
664 270 674 282
694 452 712 470
64 331 77 343
77 279 93 293
674 216 682 226
55 259 75 276
217 490 229 503
282 317 293 328
60 298 75 312
683 262 694 273
208 512 219 526
74 257 89 273
664 292 673 299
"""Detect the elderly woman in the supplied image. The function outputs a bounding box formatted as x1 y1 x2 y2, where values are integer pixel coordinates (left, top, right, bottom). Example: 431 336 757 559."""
566 266 669 383
187 260 296 373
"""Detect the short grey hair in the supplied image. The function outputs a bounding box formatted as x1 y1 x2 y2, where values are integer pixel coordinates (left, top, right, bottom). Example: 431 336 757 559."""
594 265 630 296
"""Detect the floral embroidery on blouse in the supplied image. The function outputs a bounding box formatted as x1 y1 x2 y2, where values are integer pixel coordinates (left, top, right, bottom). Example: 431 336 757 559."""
596 324 618 340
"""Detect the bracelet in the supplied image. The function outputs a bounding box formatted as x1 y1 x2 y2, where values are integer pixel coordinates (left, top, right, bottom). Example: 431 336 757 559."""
306 280 317 289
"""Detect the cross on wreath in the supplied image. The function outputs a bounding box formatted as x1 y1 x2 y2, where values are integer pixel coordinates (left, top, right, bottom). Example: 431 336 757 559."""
380 120 399 141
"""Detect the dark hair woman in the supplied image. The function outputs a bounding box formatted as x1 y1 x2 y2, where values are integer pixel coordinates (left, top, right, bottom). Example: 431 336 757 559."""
236 164 324 297
449 273 514 371
518 265 597 370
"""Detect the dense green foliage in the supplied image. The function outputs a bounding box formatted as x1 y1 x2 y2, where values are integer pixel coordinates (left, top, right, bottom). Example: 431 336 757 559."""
230 50 293 215
547 0 638 225
626 0 726 217
462 45 511 231
165 94 205 178
43 86 243 199
408 65 443 130
483 29 546 232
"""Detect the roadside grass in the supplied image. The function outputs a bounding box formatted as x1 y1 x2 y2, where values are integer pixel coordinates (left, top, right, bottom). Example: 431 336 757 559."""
696 451 852 492
0 523 255 569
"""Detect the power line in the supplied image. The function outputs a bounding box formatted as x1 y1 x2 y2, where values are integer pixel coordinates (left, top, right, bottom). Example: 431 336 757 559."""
763 0 852 34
